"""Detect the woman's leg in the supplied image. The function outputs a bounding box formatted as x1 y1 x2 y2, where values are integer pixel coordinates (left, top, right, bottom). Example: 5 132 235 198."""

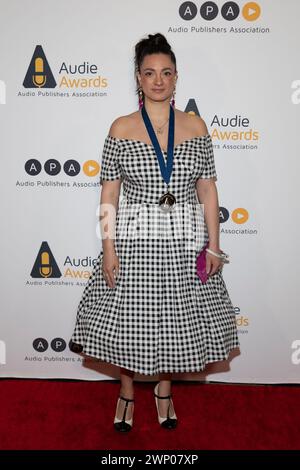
115 367 135 420
157 373 175 417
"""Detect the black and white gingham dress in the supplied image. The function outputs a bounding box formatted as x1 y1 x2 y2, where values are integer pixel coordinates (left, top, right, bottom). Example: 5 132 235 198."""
70 134 240 375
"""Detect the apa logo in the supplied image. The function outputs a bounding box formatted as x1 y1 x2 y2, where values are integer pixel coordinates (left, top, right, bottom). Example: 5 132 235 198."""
31 241 62 278
24 158 100 177
23 45 56 89
0 340 6 365
179 1 261 21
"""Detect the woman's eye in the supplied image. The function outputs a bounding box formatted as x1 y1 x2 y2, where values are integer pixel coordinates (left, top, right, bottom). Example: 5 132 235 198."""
144 71 171 76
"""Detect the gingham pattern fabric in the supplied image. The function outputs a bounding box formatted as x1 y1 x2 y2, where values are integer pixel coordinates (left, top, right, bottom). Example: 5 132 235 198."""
70 134 240 375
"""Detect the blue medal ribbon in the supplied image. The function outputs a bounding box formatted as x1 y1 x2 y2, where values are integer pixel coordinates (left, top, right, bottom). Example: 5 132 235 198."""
141 104 175 186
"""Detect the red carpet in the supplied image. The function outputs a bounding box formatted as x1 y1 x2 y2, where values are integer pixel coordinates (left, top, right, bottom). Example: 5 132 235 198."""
0 379 299 450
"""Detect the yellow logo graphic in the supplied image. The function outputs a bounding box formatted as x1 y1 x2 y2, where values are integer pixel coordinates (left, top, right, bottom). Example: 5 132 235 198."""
242 2 261 21
31 241 61 278
83 160 100 177
39 251 52 278
232 208 249 224
33 57 47 88
23 45 56 89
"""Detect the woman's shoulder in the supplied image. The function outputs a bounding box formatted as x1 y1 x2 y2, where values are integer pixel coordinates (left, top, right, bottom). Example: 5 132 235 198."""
108 112 140 139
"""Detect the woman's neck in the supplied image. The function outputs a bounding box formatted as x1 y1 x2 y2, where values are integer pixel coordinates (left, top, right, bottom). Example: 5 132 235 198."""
143 96 172 124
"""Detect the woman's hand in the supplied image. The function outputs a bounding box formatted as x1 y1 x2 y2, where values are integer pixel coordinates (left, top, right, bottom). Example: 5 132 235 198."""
102 248 120 288
206 248 223 277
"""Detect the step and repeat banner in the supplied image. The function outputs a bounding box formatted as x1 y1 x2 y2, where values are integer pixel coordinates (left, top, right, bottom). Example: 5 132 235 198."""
1 0 299 383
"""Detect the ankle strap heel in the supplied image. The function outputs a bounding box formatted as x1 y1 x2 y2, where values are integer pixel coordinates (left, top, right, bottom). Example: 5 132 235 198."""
120 396 134 423
154 391 172 399
114 396 134 433
154 383 177 429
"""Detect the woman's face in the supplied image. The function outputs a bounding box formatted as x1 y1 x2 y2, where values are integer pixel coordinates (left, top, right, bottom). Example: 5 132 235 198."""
137 53 177 104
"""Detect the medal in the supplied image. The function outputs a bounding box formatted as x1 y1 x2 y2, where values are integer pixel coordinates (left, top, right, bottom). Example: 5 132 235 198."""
141 104 176 213
159 186 176 212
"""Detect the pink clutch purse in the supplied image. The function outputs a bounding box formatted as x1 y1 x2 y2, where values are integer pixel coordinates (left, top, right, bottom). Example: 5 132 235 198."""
196 241 209 284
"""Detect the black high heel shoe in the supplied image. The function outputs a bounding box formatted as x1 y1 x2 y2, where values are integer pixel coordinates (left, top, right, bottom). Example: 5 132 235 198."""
113 395 134 432
154 383 177 429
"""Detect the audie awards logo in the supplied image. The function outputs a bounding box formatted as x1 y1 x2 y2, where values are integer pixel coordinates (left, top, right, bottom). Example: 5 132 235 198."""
23 45 56 89
21 45 108 97
31 241 61 278
29 242 97 284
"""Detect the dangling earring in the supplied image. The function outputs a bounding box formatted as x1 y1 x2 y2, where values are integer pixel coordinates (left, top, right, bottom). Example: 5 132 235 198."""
171 88 176 108
138 87 144 109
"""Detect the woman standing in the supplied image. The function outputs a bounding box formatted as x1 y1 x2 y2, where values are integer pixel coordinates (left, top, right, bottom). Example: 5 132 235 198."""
70 33 240 432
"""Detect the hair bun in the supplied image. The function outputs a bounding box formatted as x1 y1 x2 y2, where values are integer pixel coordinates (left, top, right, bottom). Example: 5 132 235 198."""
148 33 170 50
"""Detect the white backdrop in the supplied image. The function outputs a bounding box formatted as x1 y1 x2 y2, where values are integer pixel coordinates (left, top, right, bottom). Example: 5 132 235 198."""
1 0 299 383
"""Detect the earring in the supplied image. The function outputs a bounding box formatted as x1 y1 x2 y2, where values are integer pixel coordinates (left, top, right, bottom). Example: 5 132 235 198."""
138 87 144 109
171 88 176 108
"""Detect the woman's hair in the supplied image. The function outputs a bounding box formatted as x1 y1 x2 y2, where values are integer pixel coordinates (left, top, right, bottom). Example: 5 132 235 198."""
134 33 177 95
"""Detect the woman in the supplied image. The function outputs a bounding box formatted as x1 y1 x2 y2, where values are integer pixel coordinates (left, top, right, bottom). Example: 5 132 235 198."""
70 33 240 432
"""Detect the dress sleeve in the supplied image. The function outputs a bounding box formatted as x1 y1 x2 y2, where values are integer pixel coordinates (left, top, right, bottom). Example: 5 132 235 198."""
198 134 218 181
99 135 122 185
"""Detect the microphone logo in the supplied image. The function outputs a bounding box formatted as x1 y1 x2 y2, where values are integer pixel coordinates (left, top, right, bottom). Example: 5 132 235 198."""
31 241 62 278
23 45 57 89
32 57 47 88
39 251 52 278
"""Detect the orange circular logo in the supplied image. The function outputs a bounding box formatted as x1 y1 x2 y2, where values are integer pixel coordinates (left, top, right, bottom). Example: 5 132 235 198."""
242 2 261 21
83 160 100 177
232 208 249 224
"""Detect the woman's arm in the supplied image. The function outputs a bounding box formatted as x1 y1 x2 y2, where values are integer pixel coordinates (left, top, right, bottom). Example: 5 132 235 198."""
99 119 124 287
192 115 223 276
196 178 223 277
100 179 121 252
195 178 220 252
99 179 122 289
